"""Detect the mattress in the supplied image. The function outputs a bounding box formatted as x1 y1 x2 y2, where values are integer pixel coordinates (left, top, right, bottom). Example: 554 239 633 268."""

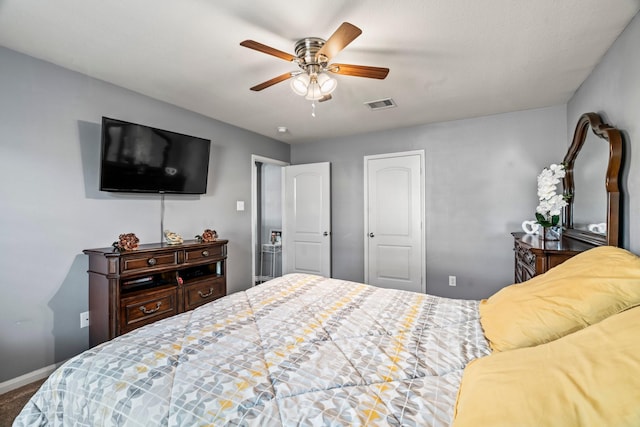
14 273 490 426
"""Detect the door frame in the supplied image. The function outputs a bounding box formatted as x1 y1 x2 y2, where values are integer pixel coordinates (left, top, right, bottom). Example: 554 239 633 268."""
363 150 426 292
251 155 289 286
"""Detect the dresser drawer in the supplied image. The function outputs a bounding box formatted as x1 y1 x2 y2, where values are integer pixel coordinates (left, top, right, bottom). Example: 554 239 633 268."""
120 287 178 333
184 244 224 263
120 251 178 274
184 278 225 311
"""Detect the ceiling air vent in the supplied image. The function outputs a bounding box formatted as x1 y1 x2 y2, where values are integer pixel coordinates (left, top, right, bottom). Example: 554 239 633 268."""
364 98 397 111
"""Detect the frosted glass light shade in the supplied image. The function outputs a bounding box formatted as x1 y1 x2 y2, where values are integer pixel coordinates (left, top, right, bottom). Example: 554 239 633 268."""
290 74 310 96
317 73 337 94
305 81 323 100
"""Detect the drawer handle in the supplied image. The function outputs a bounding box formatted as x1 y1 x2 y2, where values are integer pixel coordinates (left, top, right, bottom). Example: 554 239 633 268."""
202 250 209 257
139 301 162 314
147 258 157 266
198 288 214 298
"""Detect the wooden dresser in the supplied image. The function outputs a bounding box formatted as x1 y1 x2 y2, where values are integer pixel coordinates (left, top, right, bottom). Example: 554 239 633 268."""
84 239 228 347
511 232 595 283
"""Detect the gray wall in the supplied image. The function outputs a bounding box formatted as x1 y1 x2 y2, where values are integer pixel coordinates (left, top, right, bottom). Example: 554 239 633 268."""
0 46 289 382
291 105 568 300
567 11 640 253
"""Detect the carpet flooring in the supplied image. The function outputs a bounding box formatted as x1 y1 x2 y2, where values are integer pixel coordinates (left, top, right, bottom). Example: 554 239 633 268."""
0 378 46 427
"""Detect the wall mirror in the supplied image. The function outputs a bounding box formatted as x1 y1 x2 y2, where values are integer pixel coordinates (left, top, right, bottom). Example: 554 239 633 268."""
562 112 622 246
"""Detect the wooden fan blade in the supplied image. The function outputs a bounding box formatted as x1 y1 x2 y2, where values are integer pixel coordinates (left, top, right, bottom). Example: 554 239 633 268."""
240 40 296 62
316 22 362 61
250 72 295 91
319 94 332 103
329 63 389 79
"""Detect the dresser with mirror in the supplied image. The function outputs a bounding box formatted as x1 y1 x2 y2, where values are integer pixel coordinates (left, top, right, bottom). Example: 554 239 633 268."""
512 112 623 283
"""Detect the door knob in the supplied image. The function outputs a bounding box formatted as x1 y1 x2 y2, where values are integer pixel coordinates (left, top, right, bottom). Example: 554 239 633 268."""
369 232 374 238
323 231 329 236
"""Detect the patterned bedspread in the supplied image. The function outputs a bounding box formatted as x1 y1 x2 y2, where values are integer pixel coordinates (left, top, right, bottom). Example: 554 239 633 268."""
14 274 489 426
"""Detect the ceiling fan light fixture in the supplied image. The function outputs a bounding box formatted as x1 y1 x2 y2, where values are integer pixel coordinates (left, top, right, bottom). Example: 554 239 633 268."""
293 72 336 100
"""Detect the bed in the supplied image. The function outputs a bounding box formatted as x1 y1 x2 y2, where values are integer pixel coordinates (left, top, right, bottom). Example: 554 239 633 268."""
14 272 489 426
14 246 640 426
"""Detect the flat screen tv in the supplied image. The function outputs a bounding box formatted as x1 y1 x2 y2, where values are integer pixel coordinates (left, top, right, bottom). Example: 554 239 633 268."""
100 117 211 194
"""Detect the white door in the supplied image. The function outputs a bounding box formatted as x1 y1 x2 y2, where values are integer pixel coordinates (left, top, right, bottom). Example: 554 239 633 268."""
282 162 331 277
365 151 424 292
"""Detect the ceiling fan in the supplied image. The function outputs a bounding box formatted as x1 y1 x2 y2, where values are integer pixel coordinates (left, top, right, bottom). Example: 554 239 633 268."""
240 22 389 104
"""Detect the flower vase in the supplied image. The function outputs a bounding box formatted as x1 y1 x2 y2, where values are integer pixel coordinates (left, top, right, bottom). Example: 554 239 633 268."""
541 225 562 242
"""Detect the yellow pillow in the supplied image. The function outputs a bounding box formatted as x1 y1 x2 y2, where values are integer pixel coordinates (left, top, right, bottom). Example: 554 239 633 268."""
453 306 640 427
480 246 640 352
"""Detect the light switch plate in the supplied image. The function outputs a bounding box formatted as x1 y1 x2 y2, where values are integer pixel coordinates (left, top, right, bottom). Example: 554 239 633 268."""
236 200 245 211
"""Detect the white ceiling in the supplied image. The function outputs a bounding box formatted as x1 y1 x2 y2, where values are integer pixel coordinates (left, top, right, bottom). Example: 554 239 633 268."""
1 0 638 144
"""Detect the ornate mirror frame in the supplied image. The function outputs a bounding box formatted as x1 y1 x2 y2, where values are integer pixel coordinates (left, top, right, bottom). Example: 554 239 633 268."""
562 112 622 246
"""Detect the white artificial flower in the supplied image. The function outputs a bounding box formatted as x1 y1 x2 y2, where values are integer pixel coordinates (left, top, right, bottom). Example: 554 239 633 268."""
536 201 550 214
537 185 556 200
549 163 566 178
535 163 567 226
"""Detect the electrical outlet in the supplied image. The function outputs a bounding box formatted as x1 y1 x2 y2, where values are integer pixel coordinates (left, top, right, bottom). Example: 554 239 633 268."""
448 275 457 287
80 311 89 328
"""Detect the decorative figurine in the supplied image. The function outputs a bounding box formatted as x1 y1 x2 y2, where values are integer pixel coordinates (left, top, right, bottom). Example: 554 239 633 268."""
164 230 184 245
196 229 218 243
112 233 139 251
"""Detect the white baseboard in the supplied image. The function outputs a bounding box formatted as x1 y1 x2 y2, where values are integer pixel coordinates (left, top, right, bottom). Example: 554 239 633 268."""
0 362 64 395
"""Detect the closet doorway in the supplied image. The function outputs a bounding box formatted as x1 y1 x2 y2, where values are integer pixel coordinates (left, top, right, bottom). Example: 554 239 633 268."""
251 155 288 286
